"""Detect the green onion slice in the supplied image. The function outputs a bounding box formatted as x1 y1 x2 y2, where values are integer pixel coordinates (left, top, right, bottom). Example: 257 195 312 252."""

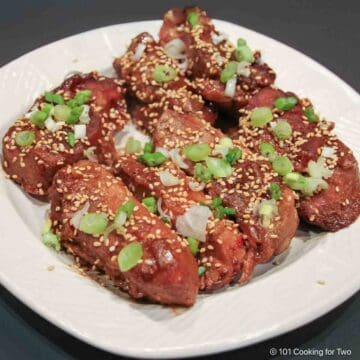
187 11 199 28
187 237 199 256
225 147 242 165
142 197 157 214
274 96 298 111
235 45 254 63
143 142 153 153
269 183 282 200
31 111 48 128
273 119 292 140
194 163 213 183
15 130 35 147
118 200 135 218
250 107 273 127
272 155 293 176
237 38 247 47
304 106 319 123
259 142 277 161
53 104 71 122
184 143 211 162
67 132 75 147
259 199 278 228
220 61 238 83
198 266 206 276
205 157 232 178
42 232 61 252
153 65 177 84
138 152 167 167
118 242 143 272
125 137 142 154
79 212 108 235
66 105 84 124
44 92 64 105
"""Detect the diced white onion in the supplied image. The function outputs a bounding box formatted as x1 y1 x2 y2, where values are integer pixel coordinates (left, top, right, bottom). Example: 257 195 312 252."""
70 201 90 229
158 170 180 186
307 157 333 179
155 147 170 158
45 117 64 132
176 205 211 242
224 77 237 98
321 146 336 159
132 43 146 62
74 124 86 139
83 146 97 162
215 55 224 66
164 38 186 59
237 61 251 77
79 105 90 124
157 198 171 222
211 32 228 45
188 181 205 192
169 148 189 169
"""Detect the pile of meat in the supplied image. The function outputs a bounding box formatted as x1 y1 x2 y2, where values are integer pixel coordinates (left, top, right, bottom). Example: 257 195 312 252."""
2 7 359 307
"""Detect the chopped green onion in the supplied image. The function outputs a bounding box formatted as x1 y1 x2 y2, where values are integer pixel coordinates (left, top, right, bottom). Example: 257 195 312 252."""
307 158 333 179
274 96 298 111
194 163 213 183
125 137 142 154
259 142 277 161
259 199 278 228
237 38 247 47
187 237 199 256
42 217 52 234
41 103 54 116
210 197 222 209
161 216 171 224
225 147 242 165
66 105 84 124
15 130 35 147
272 155 293 176
213 137 233 157
187 11 199 28
143 142 153 153
44 92 64 105
273 119 292 140
31 111 47 128
184 143 211 162
302 177 328 196
79 212 108 235
53 104 71 122
220 61 238 83
250 107 273 127
304 107 319 122
198 266 206 276
67 132 75 147
118 200 135 218
118 242 143 272
269 183 282 200
42 232 61 252
138 152 167 167
235 45 254 63
210 197 235 219
283 172 307 191
153 65 177 83
73 90 92 105
205 157 232 178
142 197 156 214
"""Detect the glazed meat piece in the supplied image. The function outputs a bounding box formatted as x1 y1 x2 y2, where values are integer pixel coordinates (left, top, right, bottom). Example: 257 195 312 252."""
49 160 198 306
152 109 299 263
113 32 217 133
232 86 360 231
2 72 129 197
159 7 275 115
115 154 251 290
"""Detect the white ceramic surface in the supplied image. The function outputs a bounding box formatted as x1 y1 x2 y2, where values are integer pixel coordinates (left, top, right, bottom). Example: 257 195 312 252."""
0 20 359 359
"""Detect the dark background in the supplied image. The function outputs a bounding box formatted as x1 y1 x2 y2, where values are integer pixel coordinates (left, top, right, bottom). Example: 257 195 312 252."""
0 0 359 359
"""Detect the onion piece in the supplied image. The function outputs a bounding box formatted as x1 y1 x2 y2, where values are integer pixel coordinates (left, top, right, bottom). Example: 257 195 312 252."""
74 124 86 139
188 181 205 192
114 122 150 150
132 43 146 62
224 77 237 98
211 32 228 45
321 146 336 159
176 205 211 242
157 198 171 223
178 58 188 73
155 147 170 158
158 171 179 186
169 148 189 169
45 117 64 132
307 157 333 179
70 201 90 229
237 61 251 77
84 146 97 162
164 38 186 59
79 104 90 124
215 55 224 66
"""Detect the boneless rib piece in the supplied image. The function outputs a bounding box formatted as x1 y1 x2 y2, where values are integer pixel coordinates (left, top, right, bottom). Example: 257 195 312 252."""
49 160 198 306
152 109 299 264
115 154 252 290
2 72 129 197
232 86 360 231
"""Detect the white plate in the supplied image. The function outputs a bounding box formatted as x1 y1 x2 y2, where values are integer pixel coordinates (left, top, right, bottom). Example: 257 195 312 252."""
0 20 359 359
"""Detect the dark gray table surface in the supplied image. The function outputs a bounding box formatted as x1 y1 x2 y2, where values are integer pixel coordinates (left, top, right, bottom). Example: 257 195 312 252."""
0 1 359 359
